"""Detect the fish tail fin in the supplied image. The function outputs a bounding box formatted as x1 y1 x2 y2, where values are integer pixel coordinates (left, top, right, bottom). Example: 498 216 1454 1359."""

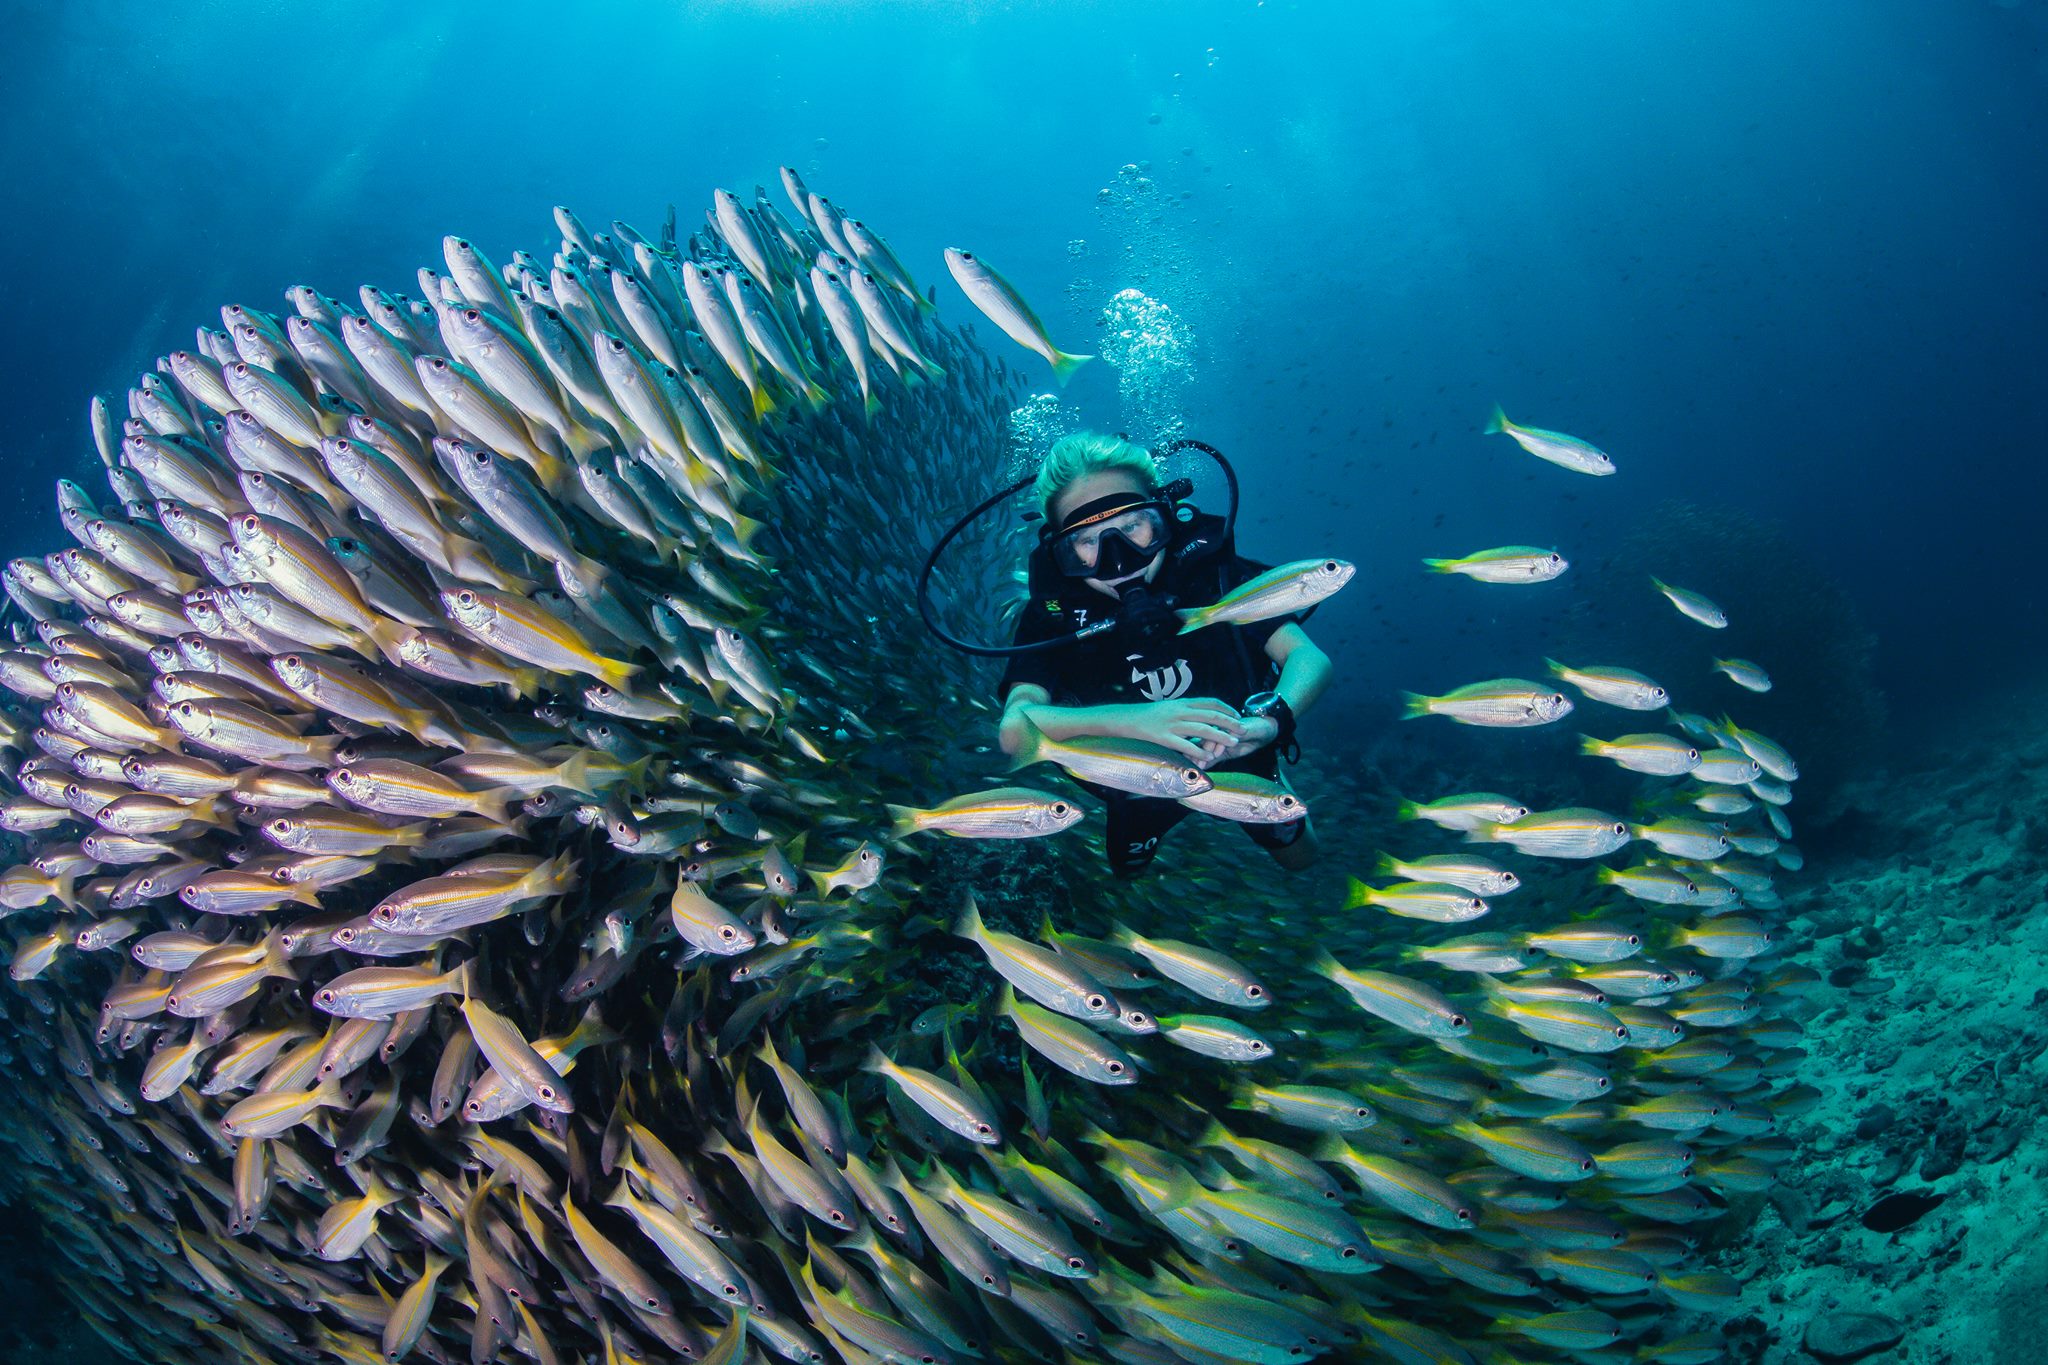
554 749 595 795
1484 404 1510 435
1393 798 1422 822
1577 735 1603 757
1005 717 1047 770
952 893 984 943
366 619 415 668
862 389 881 421
1106 920 1141 952
594 655 641 690
1049 351 1093 387
859 1044 891 1077
501 665 545 700
1543 657 1568 679
49 873 78 910
1342 876 1374 911
542 851 581 891
884 804 922 839
1421 557 1455 573
1461 825 1497 846
1372 852 1401 879
1399 692 1433 720
995 982 1019 1019
564 555 612 601
1173 606 1210 635
750 384 776 420
257 931 289 980
1309 949 1344 981
473 785 517 822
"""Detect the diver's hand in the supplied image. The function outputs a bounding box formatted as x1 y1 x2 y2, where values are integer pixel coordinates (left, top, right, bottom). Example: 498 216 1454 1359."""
1198 714 1280 766
1118 700 1245 765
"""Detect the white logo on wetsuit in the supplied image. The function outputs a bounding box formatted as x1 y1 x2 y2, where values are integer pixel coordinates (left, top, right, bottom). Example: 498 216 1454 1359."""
1128 654 1193 702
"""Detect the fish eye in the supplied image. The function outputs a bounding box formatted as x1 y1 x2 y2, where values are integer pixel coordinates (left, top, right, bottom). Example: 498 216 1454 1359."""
1106 1061 1125 1075
975 1123 994 1136
719 926 737 940
1246 984 1265 999
1249 1041 1268 1053
1340 1245 1360 1259
960 251 975 261
1614 823 1628 835
1085 994 1107 1010
1449 1013 1468 1028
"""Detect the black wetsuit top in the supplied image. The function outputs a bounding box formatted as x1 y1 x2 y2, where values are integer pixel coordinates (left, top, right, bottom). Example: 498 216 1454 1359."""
997 512 1308 876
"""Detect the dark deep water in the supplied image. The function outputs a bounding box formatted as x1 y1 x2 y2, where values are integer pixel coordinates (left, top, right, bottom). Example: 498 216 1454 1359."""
1 4 2045 1363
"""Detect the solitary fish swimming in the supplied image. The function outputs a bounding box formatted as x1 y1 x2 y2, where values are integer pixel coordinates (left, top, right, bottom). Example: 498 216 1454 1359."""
1176 558 1354 634
1484 407 1616 475
1653 578 1729 628
1401 679 1573 728
1422 546 1568 583
943 248 1092 385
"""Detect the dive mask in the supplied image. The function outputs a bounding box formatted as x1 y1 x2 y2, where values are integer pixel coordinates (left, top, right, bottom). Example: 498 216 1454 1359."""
1044 494 1171 580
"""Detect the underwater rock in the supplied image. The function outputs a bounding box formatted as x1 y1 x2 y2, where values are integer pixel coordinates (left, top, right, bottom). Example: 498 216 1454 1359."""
1860 1188 1945 1233
1917 1135 1964 1182
1852 1103 1894 1140
1802 1309 1904 1362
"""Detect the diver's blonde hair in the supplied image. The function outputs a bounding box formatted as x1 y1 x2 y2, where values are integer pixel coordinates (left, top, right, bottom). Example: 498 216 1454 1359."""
1034 431 1159 520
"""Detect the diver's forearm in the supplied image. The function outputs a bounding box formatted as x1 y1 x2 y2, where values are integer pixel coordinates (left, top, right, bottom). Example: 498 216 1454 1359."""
1011 701 1145 745
1275 642 1333 717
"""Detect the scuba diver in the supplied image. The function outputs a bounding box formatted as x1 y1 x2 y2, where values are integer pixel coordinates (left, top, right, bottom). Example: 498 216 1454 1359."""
982 431 1334 878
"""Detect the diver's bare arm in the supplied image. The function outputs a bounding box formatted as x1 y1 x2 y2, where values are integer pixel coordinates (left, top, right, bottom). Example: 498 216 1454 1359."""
1265 624 1332 716
999 685 1242 760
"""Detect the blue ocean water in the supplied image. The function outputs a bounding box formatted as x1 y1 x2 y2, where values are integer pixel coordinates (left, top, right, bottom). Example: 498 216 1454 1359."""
5 0 2042 738
1 3 2045 1362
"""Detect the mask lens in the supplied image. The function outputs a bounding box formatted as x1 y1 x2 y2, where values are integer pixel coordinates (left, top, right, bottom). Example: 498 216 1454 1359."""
1052 505 1166 576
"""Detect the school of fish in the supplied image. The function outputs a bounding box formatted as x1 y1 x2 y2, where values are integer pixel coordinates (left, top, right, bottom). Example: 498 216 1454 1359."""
0 167 1814 1365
